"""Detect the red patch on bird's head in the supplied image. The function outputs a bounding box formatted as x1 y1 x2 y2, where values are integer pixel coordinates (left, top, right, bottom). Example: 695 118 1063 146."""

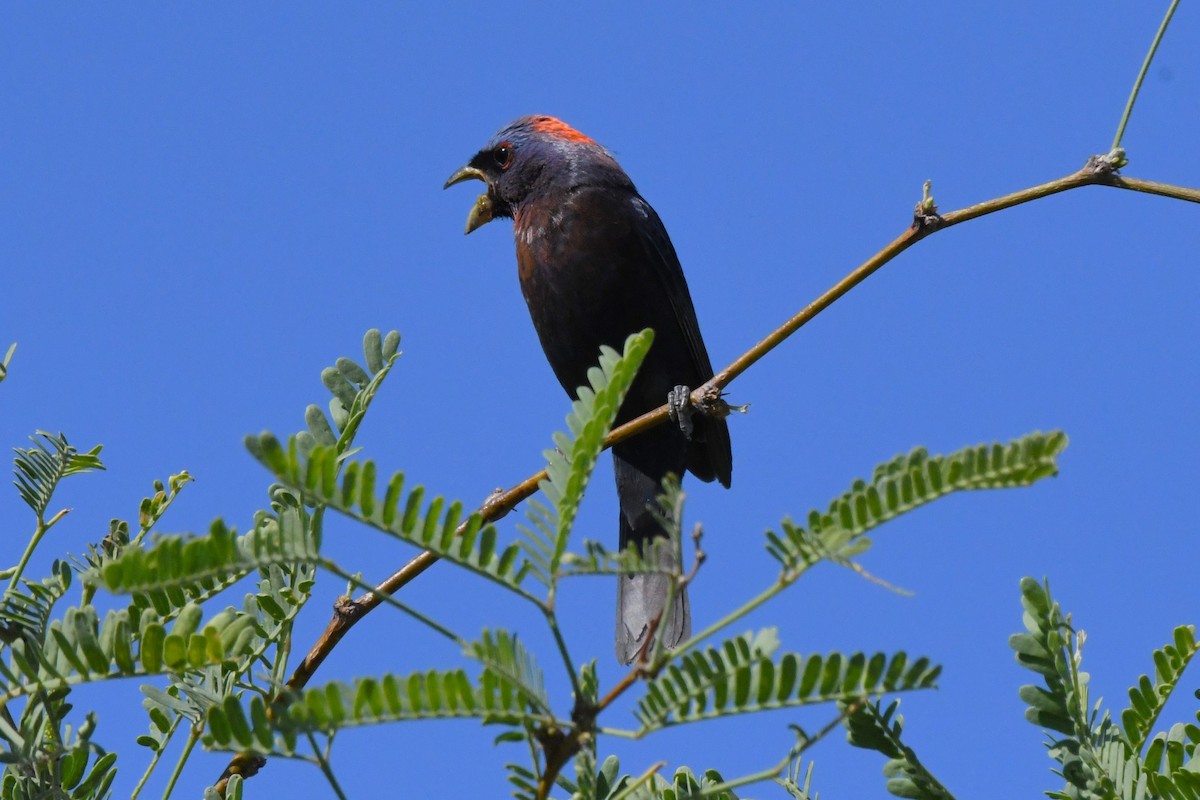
529 116 595 145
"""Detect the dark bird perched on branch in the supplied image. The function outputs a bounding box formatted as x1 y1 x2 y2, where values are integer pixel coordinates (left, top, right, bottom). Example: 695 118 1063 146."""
446 115 732 664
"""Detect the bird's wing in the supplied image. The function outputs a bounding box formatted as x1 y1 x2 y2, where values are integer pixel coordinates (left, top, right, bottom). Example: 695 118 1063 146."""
629 195 733 487
629 196 717 379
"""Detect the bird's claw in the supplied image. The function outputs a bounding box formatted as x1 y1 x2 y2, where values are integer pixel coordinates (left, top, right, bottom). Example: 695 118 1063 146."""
667 385 695 440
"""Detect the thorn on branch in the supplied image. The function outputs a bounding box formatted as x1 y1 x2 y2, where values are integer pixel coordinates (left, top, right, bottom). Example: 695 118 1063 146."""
912 179 942 233
683 523 706 587
788 722 811 745
843 558 914 596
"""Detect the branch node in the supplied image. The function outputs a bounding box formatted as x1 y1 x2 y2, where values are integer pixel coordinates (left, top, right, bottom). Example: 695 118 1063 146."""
334 594 357 619
482 486 505 510
912 179 943 233
690 384 746 421
480 486 514 521
1085 147 1127 176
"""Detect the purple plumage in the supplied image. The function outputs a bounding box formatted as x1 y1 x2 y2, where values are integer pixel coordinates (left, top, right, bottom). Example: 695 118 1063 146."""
447 115 732 664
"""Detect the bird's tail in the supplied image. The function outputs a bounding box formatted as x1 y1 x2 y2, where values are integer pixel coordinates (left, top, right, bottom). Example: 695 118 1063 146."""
613 447 690 665
615 515 690 664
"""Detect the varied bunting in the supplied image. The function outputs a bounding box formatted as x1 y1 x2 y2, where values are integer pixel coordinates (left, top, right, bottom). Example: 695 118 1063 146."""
445 115 732 664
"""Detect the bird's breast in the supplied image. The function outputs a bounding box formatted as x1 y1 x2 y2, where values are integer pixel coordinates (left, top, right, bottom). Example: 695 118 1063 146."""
512 190 689 404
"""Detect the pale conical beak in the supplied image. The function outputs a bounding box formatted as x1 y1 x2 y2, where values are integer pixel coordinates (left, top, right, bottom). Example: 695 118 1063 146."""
443 165 494 235
443 165 486 189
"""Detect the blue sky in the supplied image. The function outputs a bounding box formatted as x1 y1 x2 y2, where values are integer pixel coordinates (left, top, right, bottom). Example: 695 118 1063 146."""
2 4 1198 798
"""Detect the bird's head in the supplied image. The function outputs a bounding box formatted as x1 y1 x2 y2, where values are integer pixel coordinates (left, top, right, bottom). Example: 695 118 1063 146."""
444 115 625 234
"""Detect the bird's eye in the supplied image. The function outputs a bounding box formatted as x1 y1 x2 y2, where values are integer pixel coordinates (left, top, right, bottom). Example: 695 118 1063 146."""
493 144 513 170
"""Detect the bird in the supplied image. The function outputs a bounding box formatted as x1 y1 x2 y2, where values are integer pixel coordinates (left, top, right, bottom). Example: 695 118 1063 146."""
445 115 732 664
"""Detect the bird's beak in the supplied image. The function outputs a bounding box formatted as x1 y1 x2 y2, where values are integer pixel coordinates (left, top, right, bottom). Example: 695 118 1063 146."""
443 165 494 235
443 165 486 189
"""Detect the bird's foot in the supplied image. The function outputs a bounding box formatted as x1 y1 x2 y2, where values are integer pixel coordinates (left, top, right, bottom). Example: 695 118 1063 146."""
667 385 695 439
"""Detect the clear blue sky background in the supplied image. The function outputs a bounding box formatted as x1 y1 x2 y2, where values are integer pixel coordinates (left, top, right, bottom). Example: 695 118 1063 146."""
3 4 1198 798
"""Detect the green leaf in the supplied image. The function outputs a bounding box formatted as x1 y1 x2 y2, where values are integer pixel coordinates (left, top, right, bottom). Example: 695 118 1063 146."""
1008 577 1161 800
12 431 105 517
1120 625 1198 753
70 751 118 799
0 342 14 384
536 330 653 580
245 327 401 479
778 751 819 800
0 561 71 649
465 629 550 716
247 440 534 602
645 766 744 800
635 629 939 733
204 668 531 756
767 431 1067 575
846 699 954 800
558 537 677 579
97 511 318 601
559 477 687 580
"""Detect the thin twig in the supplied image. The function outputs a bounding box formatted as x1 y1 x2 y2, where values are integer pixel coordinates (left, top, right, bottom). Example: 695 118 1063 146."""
130 713 183 800
545 611 584 703
607 760 668 800
1108 174 1200 203
8 509 69 592
595 664 644 715
321 559 466 645
305 730 349 800
162 724 201 800
1113 0 1181 150
706 699 866 799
